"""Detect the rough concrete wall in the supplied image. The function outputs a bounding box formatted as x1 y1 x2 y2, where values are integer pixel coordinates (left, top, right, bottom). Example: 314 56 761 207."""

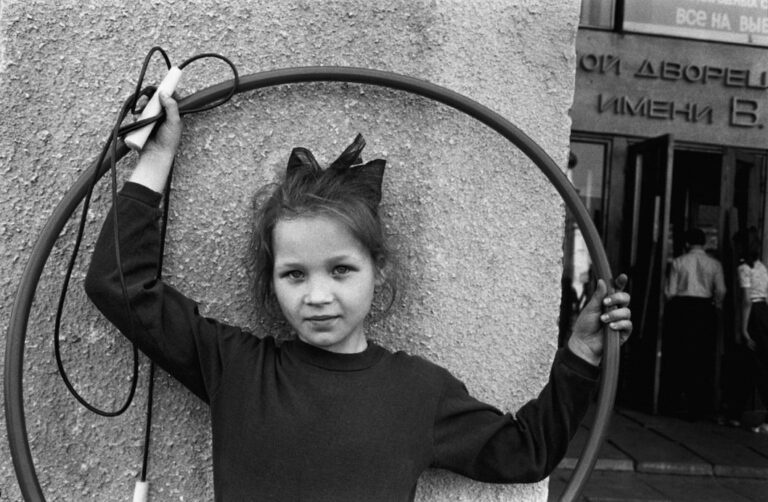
0 1 580 500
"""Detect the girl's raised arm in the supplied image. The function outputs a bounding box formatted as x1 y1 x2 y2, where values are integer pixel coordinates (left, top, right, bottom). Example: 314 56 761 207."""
84 95 243 402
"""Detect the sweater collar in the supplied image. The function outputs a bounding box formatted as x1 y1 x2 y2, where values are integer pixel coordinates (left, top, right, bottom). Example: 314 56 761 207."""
288 337 386 371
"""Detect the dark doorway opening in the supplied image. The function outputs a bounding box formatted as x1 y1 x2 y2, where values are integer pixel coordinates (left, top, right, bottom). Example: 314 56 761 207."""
656 149 723 418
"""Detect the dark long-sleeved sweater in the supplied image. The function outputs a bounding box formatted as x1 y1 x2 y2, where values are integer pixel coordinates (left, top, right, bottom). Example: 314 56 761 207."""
85 182 599 501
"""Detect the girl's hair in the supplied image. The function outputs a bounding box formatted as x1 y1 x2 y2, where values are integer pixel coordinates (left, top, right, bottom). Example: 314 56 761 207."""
251 135 396 315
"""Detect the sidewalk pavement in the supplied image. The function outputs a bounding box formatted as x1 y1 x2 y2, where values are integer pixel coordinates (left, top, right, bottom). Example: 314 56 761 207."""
548 407 768 501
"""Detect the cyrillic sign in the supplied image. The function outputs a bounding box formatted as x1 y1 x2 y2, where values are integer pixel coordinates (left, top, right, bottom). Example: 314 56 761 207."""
624 0 768 47
572 31 768 147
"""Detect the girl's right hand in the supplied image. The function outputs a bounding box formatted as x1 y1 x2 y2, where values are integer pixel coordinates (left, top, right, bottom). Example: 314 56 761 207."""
137 92 183 172
130 92 183 193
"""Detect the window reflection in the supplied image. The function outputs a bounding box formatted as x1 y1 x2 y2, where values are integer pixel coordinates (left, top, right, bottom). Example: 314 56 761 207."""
580 0 616 29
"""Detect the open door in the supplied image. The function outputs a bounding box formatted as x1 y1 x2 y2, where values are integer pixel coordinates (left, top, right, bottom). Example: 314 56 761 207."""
621 135 674 413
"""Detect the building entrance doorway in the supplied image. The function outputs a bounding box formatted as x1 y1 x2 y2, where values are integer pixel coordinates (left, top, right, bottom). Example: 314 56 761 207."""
619 136 767 415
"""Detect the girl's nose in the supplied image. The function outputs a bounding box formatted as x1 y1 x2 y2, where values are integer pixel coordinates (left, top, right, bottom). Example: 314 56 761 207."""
305 277 333 305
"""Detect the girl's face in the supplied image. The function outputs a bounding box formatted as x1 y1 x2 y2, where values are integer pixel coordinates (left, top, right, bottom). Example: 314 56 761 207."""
272 214 381 354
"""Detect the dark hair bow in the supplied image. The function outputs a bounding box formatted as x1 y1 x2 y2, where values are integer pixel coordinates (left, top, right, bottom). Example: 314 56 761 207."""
286 133 386 206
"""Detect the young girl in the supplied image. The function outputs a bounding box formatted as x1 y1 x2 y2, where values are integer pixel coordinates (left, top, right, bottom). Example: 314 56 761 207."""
85 92 632 501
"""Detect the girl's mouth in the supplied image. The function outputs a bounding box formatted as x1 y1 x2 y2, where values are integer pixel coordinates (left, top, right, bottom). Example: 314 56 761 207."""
304 315 340 331
305 315 339 322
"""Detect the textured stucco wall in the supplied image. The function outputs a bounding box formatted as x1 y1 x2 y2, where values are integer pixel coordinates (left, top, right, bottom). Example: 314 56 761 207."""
0 1 580 500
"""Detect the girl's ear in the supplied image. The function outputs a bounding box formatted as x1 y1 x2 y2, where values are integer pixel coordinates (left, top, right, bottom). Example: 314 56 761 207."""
374 260 388 287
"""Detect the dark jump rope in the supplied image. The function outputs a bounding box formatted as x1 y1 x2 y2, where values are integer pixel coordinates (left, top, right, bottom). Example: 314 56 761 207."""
52 47 240 499
6 48 618 502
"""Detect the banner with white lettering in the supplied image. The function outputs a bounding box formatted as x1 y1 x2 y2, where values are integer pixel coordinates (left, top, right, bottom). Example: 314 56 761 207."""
624 0 768 47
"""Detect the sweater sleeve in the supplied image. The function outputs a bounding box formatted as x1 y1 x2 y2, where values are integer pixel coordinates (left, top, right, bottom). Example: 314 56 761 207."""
84 182 245 402
432 348 599 483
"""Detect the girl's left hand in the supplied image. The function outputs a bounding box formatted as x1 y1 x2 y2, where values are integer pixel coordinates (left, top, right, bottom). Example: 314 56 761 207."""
568 274 632 366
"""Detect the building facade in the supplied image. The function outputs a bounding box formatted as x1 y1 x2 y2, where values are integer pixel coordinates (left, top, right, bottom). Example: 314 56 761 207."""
568 0 768 416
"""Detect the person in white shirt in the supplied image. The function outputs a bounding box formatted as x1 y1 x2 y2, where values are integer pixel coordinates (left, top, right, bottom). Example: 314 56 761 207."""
663 228 726 420
735 242 768 434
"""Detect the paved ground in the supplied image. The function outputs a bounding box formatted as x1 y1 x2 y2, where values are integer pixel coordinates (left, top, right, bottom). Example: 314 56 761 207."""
549 469 768 501
548 407 768 501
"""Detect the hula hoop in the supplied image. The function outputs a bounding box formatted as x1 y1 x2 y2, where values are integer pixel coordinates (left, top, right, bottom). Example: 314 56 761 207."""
5 67 618 502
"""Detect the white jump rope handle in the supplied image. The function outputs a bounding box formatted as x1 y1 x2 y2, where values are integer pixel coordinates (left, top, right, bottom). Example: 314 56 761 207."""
132 480 149 502
124 66 183 151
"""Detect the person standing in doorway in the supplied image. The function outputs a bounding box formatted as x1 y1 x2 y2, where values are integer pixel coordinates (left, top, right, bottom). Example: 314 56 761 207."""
664 228 727 421
735 241 768 433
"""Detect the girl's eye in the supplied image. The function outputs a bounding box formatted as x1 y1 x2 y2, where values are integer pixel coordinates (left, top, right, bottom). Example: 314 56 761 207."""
282 270 304 280
333 265 352 276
